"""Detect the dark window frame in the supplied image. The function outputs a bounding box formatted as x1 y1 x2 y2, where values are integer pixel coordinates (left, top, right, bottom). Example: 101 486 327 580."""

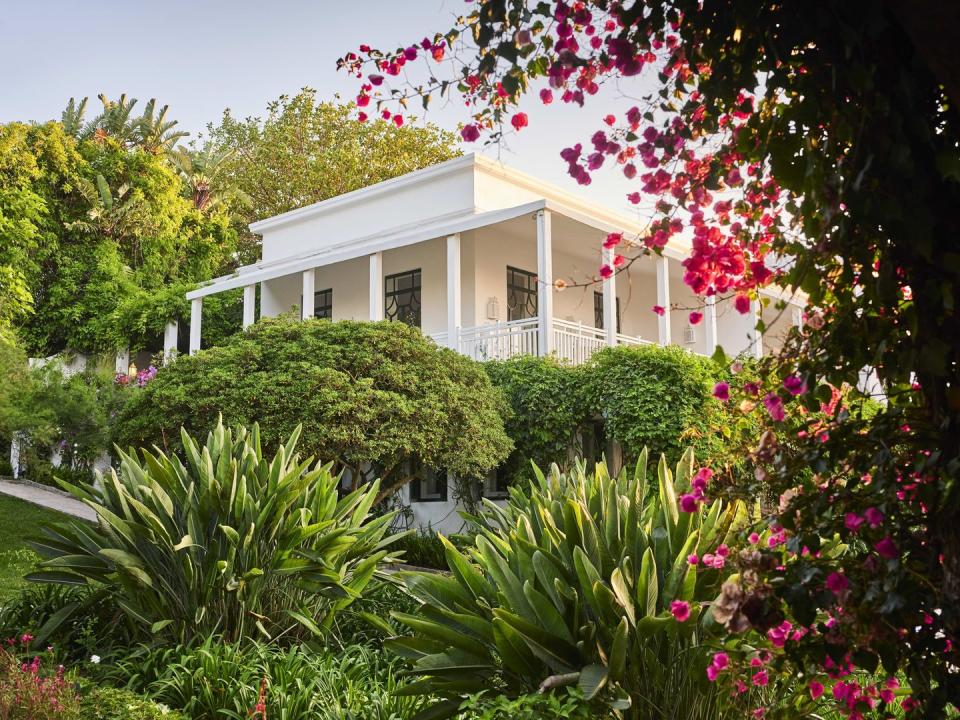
507 266 538 321
314 288 333 320
385 269 422 328
594 291 621 333
410 466 448 503
483 465 510 499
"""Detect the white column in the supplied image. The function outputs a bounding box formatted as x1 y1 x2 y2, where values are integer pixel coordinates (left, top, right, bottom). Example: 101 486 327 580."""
301 270 315 320
114 347 130 374
369 252 384 320
704 295 718 356
791 304 803 328
602 247 616 346
536 209 554 356
749 298 763 359
163 321 178 361
656 255 671 345
189 297 202 355
446 234 461 350
242 285 256 329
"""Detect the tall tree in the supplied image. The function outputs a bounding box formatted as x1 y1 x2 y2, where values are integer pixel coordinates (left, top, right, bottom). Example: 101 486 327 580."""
340 1 960 715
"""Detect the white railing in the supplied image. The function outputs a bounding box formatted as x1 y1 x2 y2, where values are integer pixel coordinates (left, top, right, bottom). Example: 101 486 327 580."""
458 318 539 361
616 332 655 348
553 318 606 365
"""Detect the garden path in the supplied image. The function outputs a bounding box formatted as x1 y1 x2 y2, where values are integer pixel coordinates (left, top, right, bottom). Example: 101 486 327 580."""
0 480 96 522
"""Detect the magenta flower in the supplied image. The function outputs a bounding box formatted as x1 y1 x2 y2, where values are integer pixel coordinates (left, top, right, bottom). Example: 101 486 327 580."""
679 494 699 513
864 507 885 528
652 305 665 316
713 382 730 401
687 553 699 565
734 293 751 314
763 392 786 422
670 600 691 622
809 681 825 700
711 652 729 670
689 311 703 325
844 512 864 532
825 572 850 595
875 536 898 559
460 124 481 142
782 374 808 395
752 670 769 687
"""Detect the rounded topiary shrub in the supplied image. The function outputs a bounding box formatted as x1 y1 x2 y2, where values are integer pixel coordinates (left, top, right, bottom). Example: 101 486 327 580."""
112 317 512 498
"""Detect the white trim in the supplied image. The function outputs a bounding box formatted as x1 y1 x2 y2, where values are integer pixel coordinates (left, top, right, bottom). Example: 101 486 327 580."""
750 299 763 359
536 210 554 356
188 201 547 300
163 321 179 358
704 295 718 356
446 234 461 350
602 248 616 346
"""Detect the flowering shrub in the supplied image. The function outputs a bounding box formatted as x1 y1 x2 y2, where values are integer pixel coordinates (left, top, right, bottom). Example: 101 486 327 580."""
0 635 79 720
337 1 960 713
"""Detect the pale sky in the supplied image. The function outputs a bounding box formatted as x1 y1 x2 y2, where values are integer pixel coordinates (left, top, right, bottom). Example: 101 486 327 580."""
0 0 653 219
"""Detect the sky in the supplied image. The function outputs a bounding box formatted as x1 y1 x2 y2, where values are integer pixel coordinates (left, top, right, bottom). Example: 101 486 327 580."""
0 0 650 217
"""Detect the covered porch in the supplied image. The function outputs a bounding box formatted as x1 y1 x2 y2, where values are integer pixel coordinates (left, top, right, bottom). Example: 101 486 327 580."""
185 200 778 365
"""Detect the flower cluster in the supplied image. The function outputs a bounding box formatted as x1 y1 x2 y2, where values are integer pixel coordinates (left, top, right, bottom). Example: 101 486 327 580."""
0 634 79 720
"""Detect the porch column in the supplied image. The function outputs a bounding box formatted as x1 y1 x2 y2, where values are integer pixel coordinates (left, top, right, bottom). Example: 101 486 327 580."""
301 270 315 320
446 234 461 350
114 347 130 374
749 298 763 359
369 252 384 320
536 209 554 356
189 297 202 355
163 321 178 361
791 304 803 329
242 284 256 329
704 295 718 356
656 255 671 345
602 247 617 346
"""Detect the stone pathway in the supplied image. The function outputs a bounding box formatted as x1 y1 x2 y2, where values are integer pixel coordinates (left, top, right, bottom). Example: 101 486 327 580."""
0 480 96 522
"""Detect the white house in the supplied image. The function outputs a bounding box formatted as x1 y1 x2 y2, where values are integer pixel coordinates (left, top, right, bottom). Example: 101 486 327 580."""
178 153 803 533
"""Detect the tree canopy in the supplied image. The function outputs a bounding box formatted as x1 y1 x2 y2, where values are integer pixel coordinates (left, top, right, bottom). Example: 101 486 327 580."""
340 1 960 714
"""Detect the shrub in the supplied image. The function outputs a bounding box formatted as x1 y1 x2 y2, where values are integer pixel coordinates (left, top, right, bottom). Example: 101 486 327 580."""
28 419 404 643
0 638 80 720
457 690 596 720
388 450 749 719
112 317 512 501
79 686 187 720
105 639 428 720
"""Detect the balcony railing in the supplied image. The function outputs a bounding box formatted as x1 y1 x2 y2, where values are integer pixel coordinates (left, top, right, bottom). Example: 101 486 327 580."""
430 317 658 365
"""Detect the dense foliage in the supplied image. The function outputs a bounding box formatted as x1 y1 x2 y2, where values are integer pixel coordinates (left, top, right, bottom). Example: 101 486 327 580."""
112 317 512 501
29 419 403 643
340 1 960 712
389 450 748 719
486 347 757 484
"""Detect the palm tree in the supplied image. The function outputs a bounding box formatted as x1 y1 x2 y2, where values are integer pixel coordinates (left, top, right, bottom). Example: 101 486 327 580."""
137 99 188 154
60 97 88 137
169 146 248 212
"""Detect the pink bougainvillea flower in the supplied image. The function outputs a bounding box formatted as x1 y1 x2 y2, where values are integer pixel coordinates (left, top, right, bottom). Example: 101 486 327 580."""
809 681 825 700
392 114 404 127
679 494 699 513
713 382 730 401
845 512 865 532
652 305 665 316
749 532 760 544
603 232 623 249
864 507 885 528
875 536 898 559
368 74 384 86
599 264 614 279
511 112 529 131
752 671 769 687
706 664 721 681
734 293 751 314
539 88 554 104
670 600 691 622
687 553 699 565
357 111 368 123
826 571 850 595
763 392 786 422
460 124 481 142
603 114 616 125
712 652 729 670
689 311 703 325
783 374 808 395
613 254 626 267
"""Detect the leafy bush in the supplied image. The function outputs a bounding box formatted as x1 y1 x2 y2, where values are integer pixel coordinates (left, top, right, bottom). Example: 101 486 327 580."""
0 584 133 664
329 579 420 648
112 317 512 501
104 639 429 720
389 450 749 719
457 690 596 720
28 419 404 643
79 686 187 720
0 638 80 719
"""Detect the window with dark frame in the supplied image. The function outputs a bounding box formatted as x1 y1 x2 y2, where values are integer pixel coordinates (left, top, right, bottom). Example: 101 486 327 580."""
410 465 448 502
507 266 538 321
385 269 422 327
483 465 510 498
314 288 333 320
593 291 621 333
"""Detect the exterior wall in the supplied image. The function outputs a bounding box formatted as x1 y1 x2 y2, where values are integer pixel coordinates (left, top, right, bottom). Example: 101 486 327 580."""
313 256 369 321
716 297 757 357
259 161 477 263
383 237 448 335
261 274 301 318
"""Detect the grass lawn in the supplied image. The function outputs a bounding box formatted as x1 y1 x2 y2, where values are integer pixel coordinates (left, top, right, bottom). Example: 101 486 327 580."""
0 493 69 603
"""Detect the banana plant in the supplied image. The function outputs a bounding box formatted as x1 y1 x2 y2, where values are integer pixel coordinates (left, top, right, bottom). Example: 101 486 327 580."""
27 418 406 643
388 449 751 719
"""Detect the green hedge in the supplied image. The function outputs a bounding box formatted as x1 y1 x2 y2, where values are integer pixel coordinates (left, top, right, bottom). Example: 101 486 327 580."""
486 345 758 484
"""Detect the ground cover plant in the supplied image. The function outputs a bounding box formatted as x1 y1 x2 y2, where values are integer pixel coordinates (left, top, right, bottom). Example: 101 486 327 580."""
28 419 404 643
390 450 749 719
